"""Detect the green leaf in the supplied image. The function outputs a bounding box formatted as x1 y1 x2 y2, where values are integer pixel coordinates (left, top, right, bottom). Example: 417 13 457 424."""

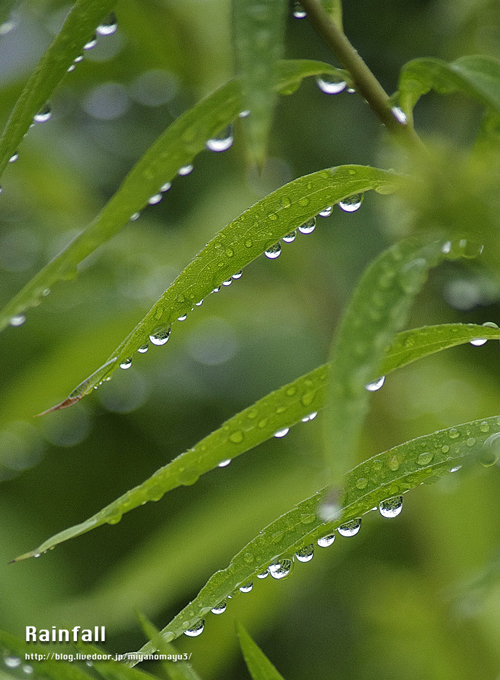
0 0 117 179
0 630 94 680
36 165 401 413
233 0 287 166
0 59 346 333
73 643 155 680
13 321 500 561
129 415 500 661
237 624 286 680
0 0 17 28
136 614 203 680
325 237 445 490
397 55 500 122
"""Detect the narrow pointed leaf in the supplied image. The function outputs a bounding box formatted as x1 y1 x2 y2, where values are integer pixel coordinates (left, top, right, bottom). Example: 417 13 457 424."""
0 59 346 333
237 624 286 680
0 0 117 178
129 415 500 661
397 55 500 120
13 321 500 561
233 0 287 165
39 165 401 412
325 237 445 488
136 614 203 680
0 630 94 680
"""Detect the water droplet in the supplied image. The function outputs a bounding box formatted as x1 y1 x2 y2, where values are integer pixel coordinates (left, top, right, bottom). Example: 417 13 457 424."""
184 620 205 637
0 19 16 36
295 544 314 562
211 601 226 614
265 243 281 259
338 518 361 537
149 326 171 345
274 427 289 438
22 664 34 674
177 314 187 321
5 657 21 668
74 54 84 63
239 110 250 118
84 35 97 50
450 465 461 473
232 270 243 280
387 455 400 471
179 164 194 176
148 193 163 205
161 182 172 192
481 432 500 466
244 552 254 564
391 106 407 124
470 337 487 346
293 2 307 18
240 582 253 593
222 278 233 287
229 430 244 443
269 559 293 580
120 358 132 369
282 231 296 243
137 344 149 353
480 421 490 433
96 12 118 35
365 376 385 392
466 437 476 447
34 104 51 123
355 477 368 490
448 428 460 439
416 452 433 466
272 530 284 543
379 496 403 518
10 314 26 327
317 533 336 548
298 217 316 234
130 212 140 221
301 411 318 422
316 75 347 94
9 151 19 163
218 458 231 467
319 206 333 217
256 569 269 579
339 194 363 212
206 124 234 152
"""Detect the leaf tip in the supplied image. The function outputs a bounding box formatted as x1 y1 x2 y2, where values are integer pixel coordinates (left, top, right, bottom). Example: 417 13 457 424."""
34 395 81 417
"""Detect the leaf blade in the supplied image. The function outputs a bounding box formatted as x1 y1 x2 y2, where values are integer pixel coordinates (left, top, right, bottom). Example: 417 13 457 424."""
0 59 346 332
13 321 500 561
237 624 286 680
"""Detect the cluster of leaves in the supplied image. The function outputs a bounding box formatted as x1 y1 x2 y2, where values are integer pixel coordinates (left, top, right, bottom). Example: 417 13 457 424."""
1 0 500 678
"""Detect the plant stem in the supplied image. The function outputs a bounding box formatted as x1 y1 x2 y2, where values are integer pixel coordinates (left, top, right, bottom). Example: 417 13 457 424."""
300 0 425 154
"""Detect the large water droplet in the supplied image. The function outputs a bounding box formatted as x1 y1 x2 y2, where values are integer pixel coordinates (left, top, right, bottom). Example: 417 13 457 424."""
338 518 361 537
179 164 194 176
298 217 316 234
365 376 385 392
10 314 26 327
319 206 333 217
317 533 336 547
481 432 500 467
119 358 132 369
137 344 149 353
339 194 363 212
293 2 307 18
265 243 281 259
274 427 289 438
295 544 314 562
316 75 346 94
149 326 171 345
239 581 253 593
34 104 51 123
206 124 234 152
218 458 231 468
282 231 296 243
5 657 21 669
268 559 293 580
379 496 403 518
96 12 118 35
470 321 498 346
211 601 226 615
184 620 205 637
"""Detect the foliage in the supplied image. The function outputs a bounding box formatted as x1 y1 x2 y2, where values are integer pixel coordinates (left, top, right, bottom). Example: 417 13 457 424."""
1 1 500 679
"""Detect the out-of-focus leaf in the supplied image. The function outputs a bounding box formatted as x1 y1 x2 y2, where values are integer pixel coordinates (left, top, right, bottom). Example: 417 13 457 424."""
237 623 286 680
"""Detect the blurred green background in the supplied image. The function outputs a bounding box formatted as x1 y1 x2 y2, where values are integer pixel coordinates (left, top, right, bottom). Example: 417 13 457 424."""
1 0 500 678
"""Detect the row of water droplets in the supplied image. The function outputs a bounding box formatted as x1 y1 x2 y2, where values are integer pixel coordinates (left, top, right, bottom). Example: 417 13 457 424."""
6 14 118 329
181 495 403 638
3 654 33 674
264 194 363 261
